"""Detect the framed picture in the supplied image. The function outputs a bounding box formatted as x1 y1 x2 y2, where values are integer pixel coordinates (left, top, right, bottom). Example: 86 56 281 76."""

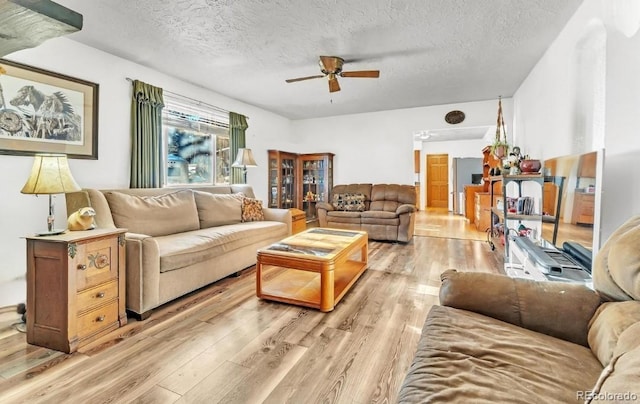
0 59 99 159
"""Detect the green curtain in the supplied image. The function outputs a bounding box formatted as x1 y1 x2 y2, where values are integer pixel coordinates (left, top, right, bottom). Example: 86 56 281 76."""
229 111 249 184
130 80 165 188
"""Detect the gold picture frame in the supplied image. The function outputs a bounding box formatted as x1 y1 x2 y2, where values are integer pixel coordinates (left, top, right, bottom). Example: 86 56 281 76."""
0 59 99 159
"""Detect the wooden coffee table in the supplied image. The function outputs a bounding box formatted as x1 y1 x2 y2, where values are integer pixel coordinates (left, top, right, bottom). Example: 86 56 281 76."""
256 228 368 312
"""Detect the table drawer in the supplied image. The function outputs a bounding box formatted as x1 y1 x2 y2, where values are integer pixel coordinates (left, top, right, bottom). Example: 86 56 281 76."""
77 300 119 340
76 280 118 314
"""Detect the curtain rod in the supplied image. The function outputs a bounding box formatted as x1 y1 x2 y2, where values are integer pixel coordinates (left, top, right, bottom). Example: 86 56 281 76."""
125 77 248 119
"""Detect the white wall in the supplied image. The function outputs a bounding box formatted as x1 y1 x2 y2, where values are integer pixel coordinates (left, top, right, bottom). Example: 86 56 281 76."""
291 98 513 210
0 38 293 286
513 0 640 248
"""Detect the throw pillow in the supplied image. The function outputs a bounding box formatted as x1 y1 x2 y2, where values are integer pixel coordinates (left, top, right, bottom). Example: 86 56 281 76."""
104 190 200 237
193 191 244 228
332 193 365 211
241 197 264 222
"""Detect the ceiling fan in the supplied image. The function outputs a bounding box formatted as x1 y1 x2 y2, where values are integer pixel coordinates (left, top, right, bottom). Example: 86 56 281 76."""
285 56 380 93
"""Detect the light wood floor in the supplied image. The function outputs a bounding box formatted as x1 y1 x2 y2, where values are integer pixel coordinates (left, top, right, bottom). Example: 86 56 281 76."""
0 209 502 404
414 208 488 241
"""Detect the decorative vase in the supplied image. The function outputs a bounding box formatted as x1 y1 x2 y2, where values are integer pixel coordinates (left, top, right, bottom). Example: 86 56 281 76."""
520 159 541 173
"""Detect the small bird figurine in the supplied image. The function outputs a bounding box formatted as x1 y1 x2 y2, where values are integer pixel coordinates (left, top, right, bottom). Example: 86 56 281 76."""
67 207 96 231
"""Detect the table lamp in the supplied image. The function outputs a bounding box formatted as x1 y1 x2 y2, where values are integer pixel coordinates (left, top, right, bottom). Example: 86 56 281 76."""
231 148 257 183
21 154 81 235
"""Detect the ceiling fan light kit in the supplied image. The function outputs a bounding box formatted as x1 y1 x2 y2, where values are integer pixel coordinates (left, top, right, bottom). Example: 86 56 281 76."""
286 55 380 93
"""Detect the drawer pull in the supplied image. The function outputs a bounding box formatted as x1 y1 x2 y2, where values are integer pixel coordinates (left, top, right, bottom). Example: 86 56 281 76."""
96 292 105 298
96 315 105 322
77 264 87 270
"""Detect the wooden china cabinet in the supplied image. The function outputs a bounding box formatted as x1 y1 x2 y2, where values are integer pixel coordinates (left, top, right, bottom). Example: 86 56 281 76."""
268 150 334 221
268 150 298 210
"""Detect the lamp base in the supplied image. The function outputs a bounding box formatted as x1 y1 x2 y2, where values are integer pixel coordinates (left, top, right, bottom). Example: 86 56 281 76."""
35 228 67 237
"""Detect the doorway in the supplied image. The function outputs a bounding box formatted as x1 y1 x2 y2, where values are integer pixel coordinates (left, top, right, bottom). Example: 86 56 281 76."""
426 154 449 208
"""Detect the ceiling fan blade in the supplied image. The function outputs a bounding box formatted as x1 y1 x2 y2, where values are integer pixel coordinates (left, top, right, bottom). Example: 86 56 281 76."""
319 56 343 73
340 70 380 78
328 77 341 93
285 75 325 83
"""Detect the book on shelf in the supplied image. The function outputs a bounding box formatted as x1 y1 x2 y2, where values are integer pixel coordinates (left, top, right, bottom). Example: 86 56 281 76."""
506 196 536 215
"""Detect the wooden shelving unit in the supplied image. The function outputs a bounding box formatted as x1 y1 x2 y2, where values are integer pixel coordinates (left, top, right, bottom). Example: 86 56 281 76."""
488 174 544 257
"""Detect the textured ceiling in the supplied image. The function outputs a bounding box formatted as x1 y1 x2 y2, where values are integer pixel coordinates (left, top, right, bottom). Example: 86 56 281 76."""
53 0 582 120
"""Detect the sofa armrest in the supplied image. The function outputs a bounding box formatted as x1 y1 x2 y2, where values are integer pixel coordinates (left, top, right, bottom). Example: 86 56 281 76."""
124 232 160 315
316 202 334 227
263 208 292 235
316 202 334 211
439 269 602 346
396 204 415 215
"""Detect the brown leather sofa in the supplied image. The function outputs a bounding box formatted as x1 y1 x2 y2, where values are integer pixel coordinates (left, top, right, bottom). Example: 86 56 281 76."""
398 216 640 403
316 183 416 242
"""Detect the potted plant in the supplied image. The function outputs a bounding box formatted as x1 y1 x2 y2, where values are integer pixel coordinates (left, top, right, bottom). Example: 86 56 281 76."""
491 96 509 159
491 139 509 159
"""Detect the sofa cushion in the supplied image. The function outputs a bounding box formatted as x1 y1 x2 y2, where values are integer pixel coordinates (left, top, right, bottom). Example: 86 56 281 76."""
156 221 287 273
241 197 265 222
193 191 243 228
332 193 366 211
370 184 415 212
588 301 640 367
361 210 400 226
326 210 362 224
593 215 640 301
588 323 640 403
360 210 398 219
439 269 601 346
104 190 199 237
398 305 603 403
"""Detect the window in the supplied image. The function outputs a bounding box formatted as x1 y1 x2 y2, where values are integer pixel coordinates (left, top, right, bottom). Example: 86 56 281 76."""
162 95 230 186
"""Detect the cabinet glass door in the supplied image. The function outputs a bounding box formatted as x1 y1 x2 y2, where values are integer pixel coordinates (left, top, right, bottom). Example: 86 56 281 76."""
268 156 278 208
281 158 296 208
301 158 324 220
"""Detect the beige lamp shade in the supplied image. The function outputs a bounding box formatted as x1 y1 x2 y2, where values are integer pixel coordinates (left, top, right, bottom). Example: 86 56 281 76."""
21 154 81 195
231 148 258 168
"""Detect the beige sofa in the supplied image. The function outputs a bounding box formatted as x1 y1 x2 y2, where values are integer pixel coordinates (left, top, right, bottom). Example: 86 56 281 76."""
398 216 640 403
316 183 416 242
66 185 290 319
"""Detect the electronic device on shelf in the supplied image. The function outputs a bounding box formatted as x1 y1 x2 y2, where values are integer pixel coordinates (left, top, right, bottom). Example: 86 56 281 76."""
562 241 593 274
512 237 592 284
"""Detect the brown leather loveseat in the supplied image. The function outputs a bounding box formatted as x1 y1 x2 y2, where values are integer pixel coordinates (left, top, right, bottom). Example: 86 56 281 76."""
398 216 640 403
316 183 416 242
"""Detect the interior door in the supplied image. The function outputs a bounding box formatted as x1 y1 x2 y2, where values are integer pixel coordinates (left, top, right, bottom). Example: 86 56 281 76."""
426 154 449 208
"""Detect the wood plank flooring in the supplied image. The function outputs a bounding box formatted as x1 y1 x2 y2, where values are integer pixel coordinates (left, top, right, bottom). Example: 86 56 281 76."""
0 210 502 404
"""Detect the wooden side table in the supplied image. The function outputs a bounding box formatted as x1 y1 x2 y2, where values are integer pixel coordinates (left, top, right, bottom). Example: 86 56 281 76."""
26 228 127 353
290 208 306 234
